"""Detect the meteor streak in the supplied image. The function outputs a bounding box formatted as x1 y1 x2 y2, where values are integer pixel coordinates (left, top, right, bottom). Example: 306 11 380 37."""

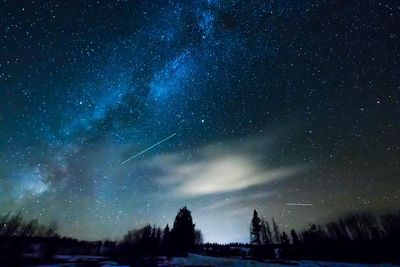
286 203 314 206
121 133 176 165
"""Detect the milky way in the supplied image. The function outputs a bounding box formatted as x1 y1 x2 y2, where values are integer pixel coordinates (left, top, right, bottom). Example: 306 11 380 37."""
0 0 399 243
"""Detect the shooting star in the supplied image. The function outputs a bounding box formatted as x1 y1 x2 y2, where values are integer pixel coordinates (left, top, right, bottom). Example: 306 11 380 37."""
286 203 314 207
121 133 176 165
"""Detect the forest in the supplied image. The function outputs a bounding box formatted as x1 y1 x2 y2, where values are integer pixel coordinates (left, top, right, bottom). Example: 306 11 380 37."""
245 209 400 263
0 207 202 266
0 207 399 266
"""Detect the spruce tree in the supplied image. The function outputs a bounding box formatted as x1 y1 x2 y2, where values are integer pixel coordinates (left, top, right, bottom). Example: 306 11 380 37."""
291 229 299 245
265 220 272 243
281 231 290 245
250 210 262 245
272 218 281 244
162 224 171 256
171 207 196 256
260 217 270 245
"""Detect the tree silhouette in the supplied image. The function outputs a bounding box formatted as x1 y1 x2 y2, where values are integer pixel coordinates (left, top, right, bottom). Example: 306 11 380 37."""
381 212 400 239
171 206 196 256
290 229 299 245
260 217 270 245
161 224 171 256
46 221 58 238
162 224 170 243
250 210 262 245
272 218 281 244
245 209 400 262
265 219 273 244
281 231 290 245
302 223 325 244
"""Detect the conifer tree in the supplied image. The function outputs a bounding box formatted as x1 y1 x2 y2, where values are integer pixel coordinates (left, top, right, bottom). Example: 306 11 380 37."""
250 210 262 245
272 218 281 244
171 207 196 255
291 229 299 245
260 217 270 245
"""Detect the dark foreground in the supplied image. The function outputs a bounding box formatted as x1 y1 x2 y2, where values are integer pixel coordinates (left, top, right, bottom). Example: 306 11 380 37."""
9 254 398 267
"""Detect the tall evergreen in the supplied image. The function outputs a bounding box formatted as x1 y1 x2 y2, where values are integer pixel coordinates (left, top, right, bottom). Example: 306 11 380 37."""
161 224 171 255
291 229 299 245
260 217 270 245
281 231 290 245
171 207 196 256
265 219 272 244
163 224 170 240
250 210 262 245
272 218 281 244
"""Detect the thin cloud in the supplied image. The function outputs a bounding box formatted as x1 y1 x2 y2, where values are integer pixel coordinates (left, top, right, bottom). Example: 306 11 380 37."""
152 140 306 198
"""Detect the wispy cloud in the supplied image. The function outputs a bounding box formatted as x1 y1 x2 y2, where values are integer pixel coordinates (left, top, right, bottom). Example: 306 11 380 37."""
151 139 306 198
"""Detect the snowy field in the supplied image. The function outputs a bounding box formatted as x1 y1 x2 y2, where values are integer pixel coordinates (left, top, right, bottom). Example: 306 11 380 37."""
30 253 399 267
169 253 399 267
31 255 129 267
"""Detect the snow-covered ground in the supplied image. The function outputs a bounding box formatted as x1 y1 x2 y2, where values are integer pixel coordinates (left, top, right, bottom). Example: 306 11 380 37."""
54 254 108 262
30 253 400 267
170 253 399 267
31 254 129 267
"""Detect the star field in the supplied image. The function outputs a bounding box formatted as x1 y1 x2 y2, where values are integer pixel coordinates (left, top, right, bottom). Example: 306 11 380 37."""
0 0 399 243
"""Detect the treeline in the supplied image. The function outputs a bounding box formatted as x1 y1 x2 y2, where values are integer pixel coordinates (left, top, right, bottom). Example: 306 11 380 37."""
0 207 204 265
0 212 57 238
0 212 59 265
248 209 400 262
201 242 252 258
0 212 117 265
113 206 203 265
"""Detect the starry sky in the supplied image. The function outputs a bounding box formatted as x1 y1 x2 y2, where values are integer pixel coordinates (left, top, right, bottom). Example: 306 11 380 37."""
0 0 399 243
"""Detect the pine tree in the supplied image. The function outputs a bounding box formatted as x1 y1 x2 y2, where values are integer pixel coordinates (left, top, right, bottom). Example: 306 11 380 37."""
265 219 272 244
171 207 196 256
163 224 170 240
162 224 171 255
260 217 270 245
290 229 299 245
272 218 281 244
156 227 162 245
281 231 290 245
250 210 262 245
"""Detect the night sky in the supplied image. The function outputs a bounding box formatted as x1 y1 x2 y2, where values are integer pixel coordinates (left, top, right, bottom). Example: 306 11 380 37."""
0 0 399 243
